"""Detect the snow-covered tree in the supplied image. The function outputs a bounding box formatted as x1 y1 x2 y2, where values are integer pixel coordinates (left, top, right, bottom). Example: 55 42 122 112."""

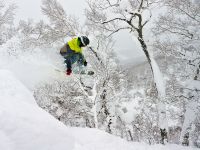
17 0 80 48
75 34 122 133
86 0 168 143
41 0 80 40
34 79 95 127
153 0 200 146
0 1 16 45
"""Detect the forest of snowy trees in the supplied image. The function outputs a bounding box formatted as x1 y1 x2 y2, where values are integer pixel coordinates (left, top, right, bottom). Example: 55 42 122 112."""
0 0 199 148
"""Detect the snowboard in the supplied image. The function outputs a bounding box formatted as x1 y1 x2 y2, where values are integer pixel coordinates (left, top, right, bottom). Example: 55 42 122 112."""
55 68 94 76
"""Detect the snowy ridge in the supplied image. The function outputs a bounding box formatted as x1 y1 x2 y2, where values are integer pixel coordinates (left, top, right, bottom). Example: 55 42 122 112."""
0 70 76 150
0 70 36 105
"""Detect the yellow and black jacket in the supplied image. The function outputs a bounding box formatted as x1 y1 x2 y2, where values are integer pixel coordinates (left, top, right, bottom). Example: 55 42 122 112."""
60 37 83 54
60 37 86 68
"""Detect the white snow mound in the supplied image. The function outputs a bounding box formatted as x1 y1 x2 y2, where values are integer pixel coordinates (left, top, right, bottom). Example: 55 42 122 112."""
0 70 75 150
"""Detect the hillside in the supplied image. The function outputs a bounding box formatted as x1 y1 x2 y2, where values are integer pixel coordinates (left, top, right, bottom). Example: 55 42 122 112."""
0 70 198 150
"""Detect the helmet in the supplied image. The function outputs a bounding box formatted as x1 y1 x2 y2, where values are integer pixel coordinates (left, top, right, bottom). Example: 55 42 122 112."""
80 36 90 46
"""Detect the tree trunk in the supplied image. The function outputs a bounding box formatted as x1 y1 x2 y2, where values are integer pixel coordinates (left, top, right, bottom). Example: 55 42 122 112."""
136 28 168 144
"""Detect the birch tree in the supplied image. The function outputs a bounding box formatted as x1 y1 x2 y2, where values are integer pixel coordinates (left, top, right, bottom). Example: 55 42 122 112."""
78 34 121 132
153 0 200 146
86 0 167 144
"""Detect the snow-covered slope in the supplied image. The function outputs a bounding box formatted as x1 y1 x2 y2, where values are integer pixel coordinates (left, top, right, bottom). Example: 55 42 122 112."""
0 70 75 150
0 69 198 150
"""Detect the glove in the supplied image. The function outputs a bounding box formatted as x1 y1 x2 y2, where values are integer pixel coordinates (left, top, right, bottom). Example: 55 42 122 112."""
66 68 72 75
83 61 87 66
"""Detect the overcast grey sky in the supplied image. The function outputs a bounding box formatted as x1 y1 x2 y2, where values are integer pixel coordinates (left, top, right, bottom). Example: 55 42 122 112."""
11 0 145 64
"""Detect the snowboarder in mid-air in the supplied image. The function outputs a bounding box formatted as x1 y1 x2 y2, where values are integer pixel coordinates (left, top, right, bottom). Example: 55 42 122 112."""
60 36 90 75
